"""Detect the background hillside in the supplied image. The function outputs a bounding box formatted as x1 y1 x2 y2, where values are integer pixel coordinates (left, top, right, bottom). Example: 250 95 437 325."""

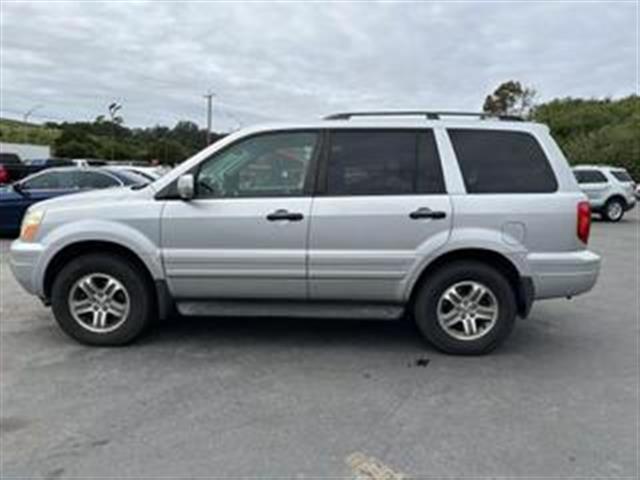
1 95 638 178
533 95 639 179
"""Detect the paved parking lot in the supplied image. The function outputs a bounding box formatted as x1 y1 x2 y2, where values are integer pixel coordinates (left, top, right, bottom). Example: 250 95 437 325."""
1 212 638 479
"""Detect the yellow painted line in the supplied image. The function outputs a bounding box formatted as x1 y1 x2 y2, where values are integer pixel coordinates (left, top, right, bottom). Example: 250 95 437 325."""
346 451 406 480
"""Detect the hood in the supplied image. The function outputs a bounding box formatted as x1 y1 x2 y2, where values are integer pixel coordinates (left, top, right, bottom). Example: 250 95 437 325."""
31 185 154 211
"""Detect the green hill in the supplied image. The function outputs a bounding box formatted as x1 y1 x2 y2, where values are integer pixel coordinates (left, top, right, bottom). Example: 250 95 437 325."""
0 118 61 146
533 95 640 179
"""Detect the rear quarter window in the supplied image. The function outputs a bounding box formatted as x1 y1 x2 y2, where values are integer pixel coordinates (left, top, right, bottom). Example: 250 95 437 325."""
610 170 633 182
448 129 558 194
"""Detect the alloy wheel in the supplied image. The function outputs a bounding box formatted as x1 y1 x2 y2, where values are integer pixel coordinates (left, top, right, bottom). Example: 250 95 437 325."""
68 273 130 333
436 280 499 341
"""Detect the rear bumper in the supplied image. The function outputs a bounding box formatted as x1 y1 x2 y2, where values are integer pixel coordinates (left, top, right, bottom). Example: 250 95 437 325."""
624 197 636 211
527 250 600 300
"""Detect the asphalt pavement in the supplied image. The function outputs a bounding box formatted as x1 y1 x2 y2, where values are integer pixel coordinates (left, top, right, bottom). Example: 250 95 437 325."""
1 211 638 479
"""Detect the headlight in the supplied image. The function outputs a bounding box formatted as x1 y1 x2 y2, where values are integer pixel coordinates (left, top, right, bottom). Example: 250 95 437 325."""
20 210 44 242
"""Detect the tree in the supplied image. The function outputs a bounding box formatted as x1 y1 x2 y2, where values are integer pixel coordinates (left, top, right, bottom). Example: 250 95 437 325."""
483 81 536 117
55 139 98 158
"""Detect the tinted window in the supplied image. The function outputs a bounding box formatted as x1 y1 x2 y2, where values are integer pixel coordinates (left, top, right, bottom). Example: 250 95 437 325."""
574 170 608 184
48 159 74 167
197 132 318 198
611 170 633 182
22 171 76 189
76 171 119 189
448 129 558 194
326 130 444 195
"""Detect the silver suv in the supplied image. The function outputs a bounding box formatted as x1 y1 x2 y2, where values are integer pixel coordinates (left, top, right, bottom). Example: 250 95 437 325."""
572 165 637 222
10 111 601 354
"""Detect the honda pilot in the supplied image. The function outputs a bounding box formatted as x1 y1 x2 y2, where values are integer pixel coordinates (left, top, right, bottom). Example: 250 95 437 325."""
10 111 601 354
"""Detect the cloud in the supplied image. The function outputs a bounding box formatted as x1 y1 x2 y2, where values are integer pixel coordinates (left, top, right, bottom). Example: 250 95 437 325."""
0 0 636 129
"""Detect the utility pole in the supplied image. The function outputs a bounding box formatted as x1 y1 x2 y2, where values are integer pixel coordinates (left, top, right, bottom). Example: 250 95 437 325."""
203 90 215 145
23 104 43 122
108 102 122 161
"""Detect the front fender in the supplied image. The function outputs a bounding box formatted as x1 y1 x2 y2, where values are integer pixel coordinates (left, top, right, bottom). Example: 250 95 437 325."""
33 219 163 296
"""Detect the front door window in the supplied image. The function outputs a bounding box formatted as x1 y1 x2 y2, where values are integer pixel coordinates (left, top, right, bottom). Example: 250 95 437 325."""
196 132 318 199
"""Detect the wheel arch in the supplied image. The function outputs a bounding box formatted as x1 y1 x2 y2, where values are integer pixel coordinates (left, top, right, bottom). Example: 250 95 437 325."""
605 194 627 208
43 240 156 301
407 248 534 318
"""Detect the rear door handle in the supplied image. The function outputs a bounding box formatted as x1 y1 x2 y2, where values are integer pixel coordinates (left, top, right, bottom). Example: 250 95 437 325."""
409 207 447 220
266 209 304 222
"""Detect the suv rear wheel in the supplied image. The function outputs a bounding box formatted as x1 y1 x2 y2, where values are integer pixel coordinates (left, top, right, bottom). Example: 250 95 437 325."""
602 197 625 222
51 253 153 345
414 261 517 355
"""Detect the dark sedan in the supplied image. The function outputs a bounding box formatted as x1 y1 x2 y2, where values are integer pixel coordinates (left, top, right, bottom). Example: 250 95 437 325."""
0 167 147 234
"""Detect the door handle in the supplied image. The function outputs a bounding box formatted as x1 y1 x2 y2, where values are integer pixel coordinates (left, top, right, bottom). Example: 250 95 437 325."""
409 207 447 220
266 209 304 222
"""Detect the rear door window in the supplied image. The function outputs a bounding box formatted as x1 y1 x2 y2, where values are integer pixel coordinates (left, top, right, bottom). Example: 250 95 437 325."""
326 129 445 195
448 129 558 194
22 171 77 190
574 170 608 184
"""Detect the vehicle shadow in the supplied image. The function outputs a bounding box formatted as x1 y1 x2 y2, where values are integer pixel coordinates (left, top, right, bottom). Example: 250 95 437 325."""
144 314 426 352
140 312 564 359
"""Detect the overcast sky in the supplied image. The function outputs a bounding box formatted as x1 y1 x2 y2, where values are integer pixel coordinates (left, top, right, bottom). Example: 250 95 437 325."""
0 0 637 131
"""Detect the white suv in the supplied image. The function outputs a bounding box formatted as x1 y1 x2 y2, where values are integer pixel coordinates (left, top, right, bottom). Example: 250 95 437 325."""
572 165 637 221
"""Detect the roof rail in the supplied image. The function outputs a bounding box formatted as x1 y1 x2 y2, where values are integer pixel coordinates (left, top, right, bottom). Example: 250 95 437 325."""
323 111 524 121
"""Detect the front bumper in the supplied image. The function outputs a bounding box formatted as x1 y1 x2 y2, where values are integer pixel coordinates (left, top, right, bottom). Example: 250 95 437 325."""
528 250 601 300
9 239 45 296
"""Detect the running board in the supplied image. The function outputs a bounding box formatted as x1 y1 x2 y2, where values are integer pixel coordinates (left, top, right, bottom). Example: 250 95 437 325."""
176 300 405 320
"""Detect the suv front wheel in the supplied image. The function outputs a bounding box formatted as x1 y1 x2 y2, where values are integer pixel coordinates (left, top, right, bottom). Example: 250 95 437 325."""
51 253 153 345
414 261 517 355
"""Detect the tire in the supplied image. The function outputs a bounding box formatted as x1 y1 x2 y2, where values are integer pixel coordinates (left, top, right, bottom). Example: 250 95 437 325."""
413 261 517 355
602 198 625 222
51 253 153 346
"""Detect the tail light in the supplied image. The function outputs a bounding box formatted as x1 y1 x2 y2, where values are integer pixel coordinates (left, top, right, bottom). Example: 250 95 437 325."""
0 165 8 184
577 201 591 244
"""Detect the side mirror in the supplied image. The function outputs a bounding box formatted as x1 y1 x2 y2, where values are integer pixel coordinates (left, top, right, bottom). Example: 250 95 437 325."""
177 174 195 200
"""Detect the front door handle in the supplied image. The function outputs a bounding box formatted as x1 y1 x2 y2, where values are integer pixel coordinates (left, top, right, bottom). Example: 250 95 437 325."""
266 209 304 222
409 207 447 220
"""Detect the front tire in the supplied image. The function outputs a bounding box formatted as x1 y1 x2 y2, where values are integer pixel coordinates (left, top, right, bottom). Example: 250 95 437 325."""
51 253 153 345
602 198 625 222
413 261 517 355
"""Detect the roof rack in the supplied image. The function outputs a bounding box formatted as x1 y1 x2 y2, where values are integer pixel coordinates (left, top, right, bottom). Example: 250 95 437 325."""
323 111 524 121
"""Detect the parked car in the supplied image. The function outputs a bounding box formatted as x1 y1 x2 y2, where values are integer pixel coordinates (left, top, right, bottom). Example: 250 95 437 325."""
0 166 146 234
572 165 637 221
0 152 52 185
106 165 164 182
72 158 108 167
25 158 74 168
9 111 601 354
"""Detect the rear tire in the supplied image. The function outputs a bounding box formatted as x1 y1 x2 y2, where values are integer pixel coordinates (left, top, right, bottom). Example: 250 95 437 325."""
51 253 153 345
603 198 625 222
413 261 517 355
